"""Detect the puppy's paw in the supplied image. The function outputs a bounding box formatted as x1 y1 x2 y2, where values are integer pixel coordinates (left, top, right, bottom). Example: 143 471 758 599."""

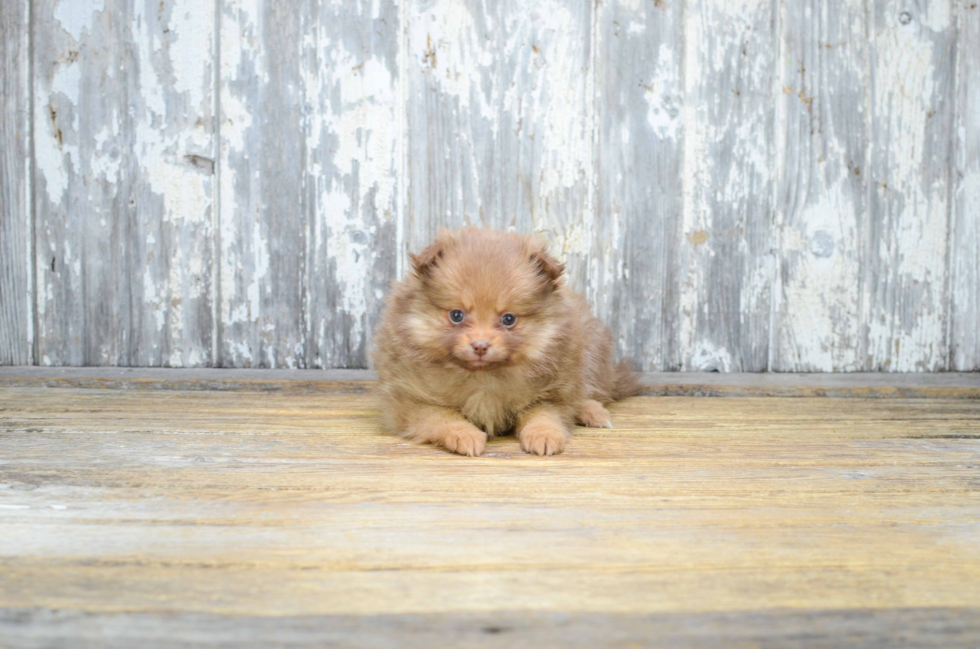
577 399 612 429
519 421 568 456
437 422 487 457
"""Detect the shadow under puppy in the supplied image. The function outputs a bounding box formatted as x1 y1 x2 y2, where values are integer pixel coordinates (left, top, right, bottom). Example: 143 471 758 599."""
373 228 638 456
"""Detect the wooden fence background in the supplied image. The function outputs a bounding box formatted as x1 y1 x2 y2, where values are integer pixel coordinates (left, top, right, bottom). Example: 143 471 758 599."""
1 0 977 371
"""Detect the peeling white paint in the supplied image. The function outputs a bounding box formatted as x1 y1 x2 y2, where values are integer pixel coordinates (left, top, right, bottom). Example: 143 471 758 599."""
527 2 593 209
950 0 979 372
689 342 734 372
30 0 216 367
410 0 497 119
34 56 81 206
228 341 254 365
297 4 401 367
246 216 269 323
169 0 213 110
678 0 774 370
53 0 105 42
778 186 863 371
219 0 263 360
772 0 870 372
90 126 121 180
864 1 951 371
14 0 973 372
679 0 707 366
144 271 166 333
644 43 680 140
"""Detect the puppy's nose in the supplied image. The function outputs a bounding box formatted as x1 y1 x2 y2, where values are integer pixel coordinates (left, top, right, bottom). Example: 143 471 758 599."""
471 340 490 357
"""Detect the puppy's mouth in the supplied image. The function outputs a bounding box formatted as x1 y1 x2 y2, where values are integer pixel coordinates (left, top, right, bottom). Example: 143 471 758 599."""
453 354 508 370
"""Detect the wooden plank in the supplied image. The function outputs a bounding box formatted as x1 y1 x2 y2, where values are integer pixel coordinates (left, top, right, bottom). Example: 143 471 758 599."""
0 367 979 398
31 0 134 366
32 0 216 367
950 1 980 371
864 0 956 371
593 0 682 371
218 0 306 368
0 0 31 365
218 0 399 369
2 608 979 649
405 0 594 292
304 0 400 369
677 0 777 371
0 387 978 647
772 0 870 371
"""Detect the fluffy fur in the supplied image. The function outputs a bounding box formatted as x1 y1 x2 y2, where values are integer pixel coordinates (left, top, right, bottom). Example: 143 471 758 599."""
372 228 639 456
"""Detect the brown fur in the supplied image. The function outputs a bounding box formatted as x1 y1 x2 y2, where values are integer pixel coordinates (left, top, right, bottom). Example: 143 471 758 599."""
372 228 640 456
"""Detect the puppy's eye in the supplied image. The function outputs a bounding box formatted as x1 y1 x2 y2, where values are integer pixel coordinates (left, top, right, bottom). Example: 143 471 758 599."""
500 313 517 328
449 309 465 324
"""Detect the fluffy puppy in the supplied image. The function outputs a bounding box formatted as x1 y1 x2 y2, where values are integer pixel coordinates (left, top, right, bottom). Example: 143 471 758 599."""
372 228 638 456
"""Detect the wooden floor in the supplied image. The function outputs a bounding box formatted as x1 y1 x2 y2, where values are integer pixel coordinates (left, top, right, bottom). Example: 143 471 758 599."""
1 371 979 647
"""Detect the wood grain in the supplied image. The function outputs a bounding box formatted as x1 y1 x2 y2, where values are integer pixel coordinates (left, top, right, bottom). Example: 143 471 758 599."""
218 0 399 369
0 385 978 645
773 0 870 371
405 0 595 291
865 0 956 371
4 607 980 649
678 0 776 371
0 0 32 365
2 0 978 372
304 0 400 370
950 1 979 371
593 0 683 371
218 0 307 368
32 0 215 367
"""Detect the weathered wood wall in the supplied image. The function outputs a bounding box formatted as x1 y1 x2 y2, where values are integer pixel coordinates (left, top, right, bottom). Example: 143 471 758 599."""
0 0 977 371
0 0 32 366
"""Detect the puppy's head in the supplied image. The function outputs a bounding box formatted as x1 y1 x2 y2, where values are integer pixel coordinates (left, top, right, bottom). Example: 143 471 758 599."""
403 228 565 371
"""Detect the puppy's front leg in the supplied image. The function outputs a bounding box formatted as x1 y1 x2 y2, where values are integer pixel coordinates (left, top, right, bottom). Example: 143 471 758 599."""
398 403 487 457
517 404 571 456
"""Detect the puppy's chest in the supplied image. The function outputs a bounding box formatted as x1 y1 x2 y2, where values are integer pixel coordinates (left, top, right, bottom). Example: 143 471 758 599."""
452 376 537 436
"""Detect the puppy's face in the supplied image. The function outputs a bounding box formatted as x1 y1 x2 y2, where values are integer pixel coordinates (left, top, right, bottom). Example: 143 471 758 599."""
403 230 565 371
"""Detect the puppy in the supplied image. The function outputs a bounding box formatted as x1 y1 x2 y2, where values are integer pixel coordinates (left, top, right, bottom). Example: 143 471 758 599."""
372 228 638 456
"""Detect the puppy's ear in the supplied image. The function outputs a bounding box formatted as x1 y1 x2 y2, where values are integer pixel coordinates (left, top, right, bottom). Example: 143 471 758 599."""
529 247 564 286
410 230 452 277
410 241 443 276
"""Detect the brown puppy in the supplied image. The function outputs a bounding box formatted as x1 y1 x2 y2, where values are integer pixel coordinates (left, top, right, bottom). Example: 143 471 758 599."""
373 228 638 456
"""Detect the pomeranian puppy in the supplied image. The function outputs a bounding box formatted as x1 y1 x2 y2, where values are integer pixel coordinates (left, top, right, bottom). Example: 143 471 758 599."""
373 228 638 456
